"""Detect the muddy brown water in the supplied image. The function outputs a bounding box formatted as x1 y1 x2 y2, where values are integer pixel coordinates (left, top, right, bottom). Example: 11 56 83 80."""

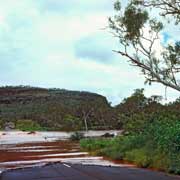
0 140 132 169
0 130 131 172
0 132 179 180
0 141 83 169
0 141 79 161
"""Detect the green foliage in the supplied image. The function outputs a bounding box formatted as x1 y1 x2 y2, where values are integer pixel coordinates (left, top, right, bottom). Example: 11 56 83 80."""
0 86 115 131
109 1 149 42
122 5 149 40
110 0 180 92
81 114 180 174
63 115 82 131
147 117 180 153
16 119 44 131
70 131 84 141
114 1 121 11
116 89 148 115
80 138 114 151
163 41 180 66
125 148 151 168
120 112 150 133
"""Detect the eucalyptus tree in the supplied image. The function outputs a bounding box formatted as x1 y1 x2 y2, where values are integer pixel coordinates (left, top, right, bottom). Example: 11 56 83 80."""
109 0 180 92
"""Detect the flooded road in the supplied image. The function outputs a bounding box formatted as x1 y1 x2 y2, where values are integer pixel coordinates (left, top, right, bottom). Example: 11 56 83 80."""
0 130 121 144
0 140 84 170
0 130 128 173
0 131 179 180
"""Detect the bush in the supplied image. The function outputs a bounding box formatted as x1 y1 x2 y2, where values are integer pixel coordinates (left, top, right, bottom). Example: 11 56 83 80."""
16 119 44 131
80 138 113 151
70 132 84 141
80 116 180 174
100 145 124 160
124 148 151 168
168 154 180 175
63 115 82 131
152 151 170 171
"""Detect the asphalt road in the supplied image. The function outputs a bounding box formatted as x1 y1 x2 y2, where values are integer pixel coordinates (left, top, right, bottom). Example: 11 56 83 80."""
1 163 180 180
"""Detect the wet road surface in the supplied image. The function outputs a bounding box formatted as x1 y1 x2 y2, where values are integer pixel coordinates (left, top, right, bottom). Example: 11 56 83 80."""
0 132 180 180
1 163 180 180
0 131 124 170
0 140 133 171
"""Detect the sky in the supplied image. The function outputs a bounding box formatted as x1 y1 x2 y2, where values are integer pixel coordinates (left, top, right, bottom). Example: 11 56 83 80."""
0 0 179 105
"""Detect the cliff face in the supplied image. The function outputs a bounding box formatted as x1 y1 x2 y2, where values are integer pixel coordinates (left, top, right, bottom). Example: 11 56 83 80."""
0 86 108 105
0 86 116 130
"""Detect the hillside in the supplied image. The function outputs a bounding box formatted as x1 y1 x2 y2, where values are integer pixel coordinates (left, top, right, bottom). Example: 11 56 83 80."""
0 86 117 131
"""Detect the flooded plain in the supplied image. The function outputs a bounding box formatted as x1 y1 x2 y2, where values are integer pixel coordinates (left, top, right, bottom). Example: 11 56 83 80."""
0 130 133 173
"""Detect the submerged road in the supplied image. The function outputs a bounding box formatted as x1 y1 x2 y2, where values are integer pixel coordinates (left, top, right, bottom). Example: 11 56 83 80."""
1 163 180 180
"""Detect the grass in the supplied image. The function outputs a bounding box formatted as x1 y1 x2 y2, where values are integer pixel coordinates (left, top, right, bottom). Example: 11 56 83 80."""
80 131 180 175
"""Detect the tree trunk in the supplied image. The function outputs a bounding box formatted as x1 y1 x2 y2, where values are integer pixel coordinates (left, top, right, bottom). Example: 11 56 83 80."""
84 116 88 132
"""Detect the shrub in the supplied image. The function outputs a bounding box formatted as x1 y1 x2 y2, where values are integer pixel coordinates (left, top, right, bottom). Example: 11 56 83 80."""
63 115 82 131
70 132 84 141
16 119 44 131
124 148 152 168
80 116 180 174
80 138 113 151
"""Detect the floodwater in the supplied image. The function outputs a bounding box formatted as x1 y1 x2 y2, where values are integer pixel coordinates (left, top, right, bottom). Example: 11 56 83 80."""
0 130 132 173
0 130 121 144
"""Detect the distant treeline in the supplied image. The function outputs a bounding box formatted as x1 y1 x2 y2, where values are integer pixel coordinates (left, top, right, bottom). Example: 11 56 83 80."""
0 86 179 131
0 86 117 131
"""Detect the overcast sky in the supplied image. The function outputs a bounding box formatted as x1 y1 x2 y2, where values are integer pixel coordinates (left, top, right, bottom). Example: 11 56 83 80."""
0 0 179 105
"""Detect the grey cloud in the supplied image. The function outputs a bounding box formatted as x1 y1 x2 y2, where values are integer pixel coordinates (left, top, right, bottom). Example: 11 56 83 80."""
75 33 117 63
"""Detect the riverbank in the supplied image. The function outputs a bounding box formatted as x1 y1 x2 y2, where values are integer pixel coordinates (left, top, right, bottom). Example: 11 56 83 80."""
80 137 180 175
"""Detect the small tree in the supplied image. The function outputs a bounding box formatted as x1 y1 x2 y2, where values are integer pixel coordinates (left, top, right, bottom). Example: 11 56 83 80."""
109 0 180 92
78 103 94 131
116 88 148 113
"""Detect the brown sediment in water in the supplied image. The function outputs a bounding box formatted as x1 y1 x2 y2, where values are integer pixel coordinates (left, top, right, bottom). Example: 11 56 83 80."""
0 141 81 163
14 140 79 148
0 139 139 171
0 153 89 162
